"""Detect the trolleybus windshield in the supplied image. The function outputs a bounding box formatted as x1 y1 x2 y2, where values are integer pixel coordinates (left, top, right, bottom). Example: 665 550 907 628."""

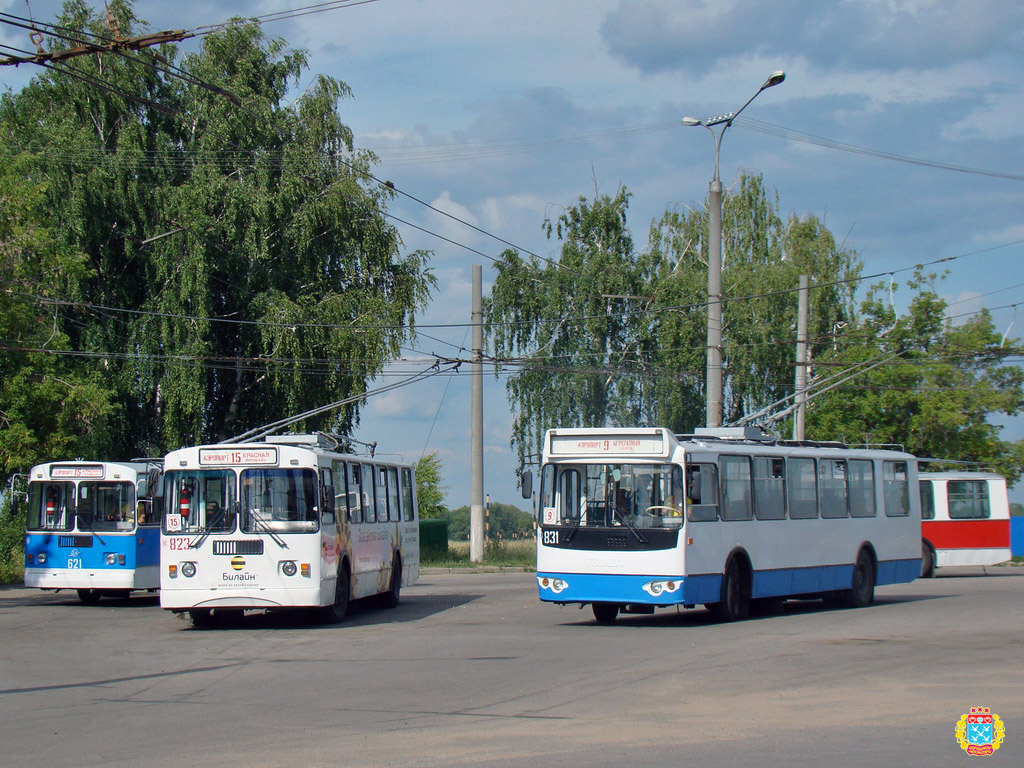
541 463 683 529
76 481 137 532
164 470 236 534
241 468 319 533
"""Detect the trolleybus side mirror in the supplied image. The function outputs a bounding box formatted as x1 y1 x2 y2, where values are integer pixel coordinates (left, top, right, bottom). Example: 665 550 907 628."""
520 470 533 500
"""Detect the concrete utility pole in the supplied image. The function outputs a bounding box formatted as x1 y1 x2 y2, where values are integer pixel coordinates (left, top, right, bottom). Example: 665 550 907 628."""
793 274 809 440
469 265 485 563
683 71 786 428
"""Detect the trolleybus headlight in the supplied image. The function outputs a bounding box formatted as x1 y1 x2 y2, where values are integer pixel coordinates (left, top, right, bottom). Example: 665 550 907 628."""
281 560 297 577
35 553 45 565
106 553 117 565
537 576 569 594
642 580 682 597
180 561 197 578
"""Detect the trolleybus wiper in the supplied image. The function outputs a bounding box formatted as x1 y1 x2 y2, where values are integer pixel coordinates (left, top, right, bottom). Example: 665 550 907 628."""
563 513 583 543
75 513 106 546
612 508 647 545
188 507 231 549
246 509 289 549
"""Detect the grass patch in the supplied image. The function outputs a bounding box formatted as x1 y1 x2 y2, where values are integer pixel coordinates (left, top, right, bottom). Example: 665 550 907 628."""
422 538 535 570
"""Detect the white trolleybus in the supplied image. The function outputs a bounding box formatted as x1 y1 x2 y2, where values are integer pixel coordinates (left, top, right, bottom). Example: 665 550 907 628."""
918 469 1011 577
530 427 922 623
22 460 163 603
160 434 419 626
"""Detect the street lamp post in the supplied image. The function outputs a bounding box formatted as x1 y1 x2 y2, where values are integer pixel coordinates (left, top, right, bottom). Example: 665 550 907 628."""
683 71 785 428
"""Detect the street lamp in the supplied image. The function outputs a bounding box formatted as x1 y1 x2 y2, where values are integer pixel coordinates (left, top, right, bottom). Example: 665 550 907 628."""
683 71 785 428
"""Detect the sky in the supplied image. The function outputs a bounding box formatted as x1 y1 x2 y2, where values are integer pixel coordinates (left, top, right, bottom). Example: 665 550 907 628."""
2 0 1023 508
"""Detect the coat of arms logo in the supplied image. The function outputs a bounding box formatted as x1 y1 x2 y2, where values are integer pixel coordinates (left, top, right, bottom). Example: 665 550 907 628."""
955 707 1005 756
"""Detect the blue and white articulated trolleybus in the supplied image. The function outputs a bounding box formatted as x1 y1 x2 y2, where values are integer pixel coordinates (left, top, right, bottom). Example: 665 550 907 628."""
160 434 420 627
23 460 163 603
531 427 922 624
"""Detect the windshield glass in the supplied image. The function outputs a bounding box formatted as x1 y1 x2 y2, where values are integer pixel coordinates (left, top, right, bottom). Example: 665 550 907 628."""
163 470 237 534
26 482 75 531
241 468 319 534
540 463 683 529
77 481 137 532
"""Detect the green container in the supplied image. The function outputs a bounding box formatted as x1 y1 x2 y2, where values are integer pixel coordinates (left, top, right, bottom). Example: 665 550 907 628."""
419 519 449 560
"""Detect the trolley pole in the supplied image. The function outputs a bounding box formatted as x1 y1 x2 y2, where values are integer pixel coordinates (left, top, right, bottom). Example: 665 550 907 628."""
470 265 485 563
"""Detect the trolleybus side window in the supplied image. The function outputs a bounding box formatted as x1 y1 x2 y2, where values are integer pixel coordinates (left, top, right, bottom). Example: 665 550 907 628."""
387 467 401 522
849 460 877 518
686 464 718 522
27 482 74 531
720 455 753 521
320 468 335 525
348 464 365 523
401 467 415 521
883 461 910 517
331 460 349 523
753 457 786 521
374 466 389 523
788 457 818 519
947 480 990 519
819 459 849 519
918 479 935 520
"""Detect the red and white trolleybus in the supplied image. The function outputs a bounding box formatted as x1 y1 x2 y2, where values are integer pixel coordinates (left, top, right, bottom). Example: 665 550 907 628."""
918 469 1011 577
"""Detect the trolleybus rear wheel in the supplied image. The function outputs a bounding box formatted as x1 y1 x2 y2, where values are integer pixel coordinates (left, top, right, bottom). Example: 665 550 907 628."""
921 541 936 579
840 549 875 608
381 555 401 609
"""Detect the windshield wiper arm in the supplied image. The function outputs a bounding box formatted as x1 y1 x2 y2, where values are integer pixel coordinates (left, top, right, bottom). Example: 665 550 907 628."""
75 513 106 546
612 508 647 545
189 508 231 549
246 509 289 549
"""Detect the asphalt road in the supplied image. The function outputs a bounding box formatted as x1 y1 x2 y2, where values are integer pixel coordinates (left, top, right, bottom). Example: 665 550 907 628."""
1 568 1021 767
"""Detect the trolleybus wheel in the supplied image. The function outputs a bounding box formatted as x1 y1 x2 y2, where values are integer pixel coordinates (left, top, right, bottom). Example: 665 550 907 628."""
592 603 619 624
188 609 217 628
841 550 875 608
381 555 401 609
77 588 101 604
319 567 350 624
711 558 750 622
921 541 936 579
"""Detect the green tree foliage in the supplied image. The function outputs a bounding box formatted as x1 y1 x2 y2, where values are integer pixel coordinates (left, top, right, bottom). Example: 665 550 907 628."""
444 502 533 541
487 174 860 464
806 274 1024 483
414 452 448 519
0 153 114 476
0 1 433 465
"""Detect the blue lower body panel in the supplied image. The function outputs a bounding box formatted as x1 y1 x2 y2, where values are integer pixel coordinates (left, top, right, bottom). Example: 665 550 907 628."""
538 558 920 606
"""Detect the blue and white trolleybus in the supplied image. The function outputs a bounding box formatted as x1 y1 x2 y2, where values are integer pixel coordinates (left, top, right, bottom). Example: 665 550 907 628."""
531 427 921 623
23 460 163 603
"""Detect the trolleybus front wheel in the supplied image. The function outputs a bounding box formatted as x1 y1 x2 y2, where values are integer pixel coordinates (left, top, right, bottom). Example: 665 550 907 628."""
319 566 350 624
188 609 217 628
77 588 101 604
592 603 619 624
709 557 750 622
